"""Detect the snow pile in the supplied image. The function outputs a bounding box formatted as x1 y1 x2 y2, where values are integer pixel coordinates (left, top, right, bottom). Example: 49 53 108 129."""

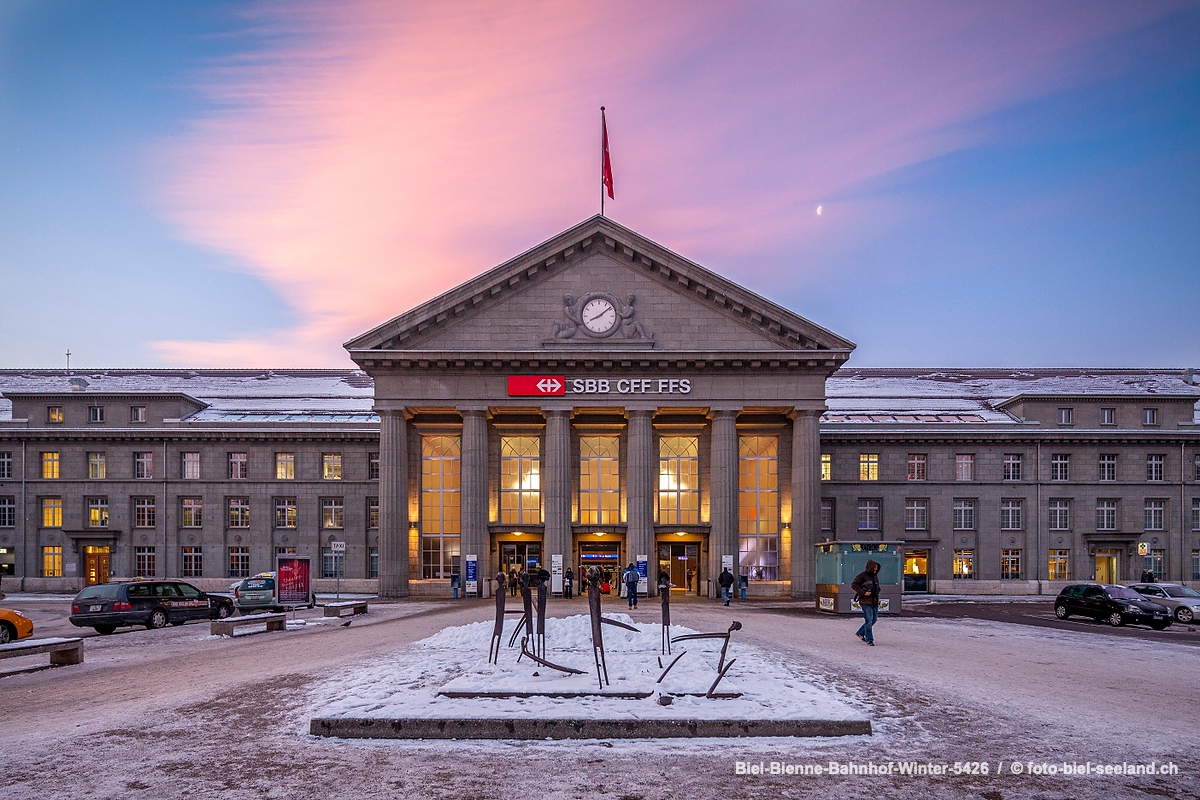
309 614 863 722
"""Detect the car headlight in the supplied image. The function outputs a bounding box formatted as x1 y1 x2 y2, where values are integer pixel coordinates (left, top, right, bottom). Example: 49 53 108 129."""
13 610 27 618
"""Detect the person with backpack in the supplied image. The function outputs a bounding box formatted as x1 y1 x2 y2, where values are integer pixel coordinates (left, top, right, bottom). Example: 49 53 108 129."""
718 567 735 606
851 559 882 646
623 562 640 609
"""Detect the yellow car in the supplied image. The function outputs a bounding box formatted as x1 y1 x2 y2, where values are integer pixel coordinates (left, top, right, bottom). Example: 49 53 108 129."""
0 607 34 644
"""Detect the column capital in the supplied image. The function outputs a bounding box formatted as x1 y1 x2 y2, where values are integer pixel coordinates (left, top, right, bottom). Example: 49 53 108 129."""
541 407 573 418
624 406 656 417
788 403 826 419
707 406 742 419
456 405 490 418
373 402 410 417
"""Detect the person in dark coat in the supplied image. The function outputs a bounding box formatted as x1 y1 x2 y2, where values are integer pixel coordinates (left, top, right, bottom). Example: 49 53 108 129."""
1140 568 1156 583
623 562 640 608
508 570 518 597
851 559 882 645
718 567 735 606
563 568 574 599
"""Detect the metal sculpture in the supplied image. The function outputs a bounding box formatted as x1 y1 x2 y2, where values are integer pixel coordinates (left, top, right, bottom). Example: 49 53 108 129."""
658 571 671 655
671 620 742 673
656 650 686 683
599 617 638 632
488 571 507 664
519 636 585 675
534 568 549 659
587 566 608 689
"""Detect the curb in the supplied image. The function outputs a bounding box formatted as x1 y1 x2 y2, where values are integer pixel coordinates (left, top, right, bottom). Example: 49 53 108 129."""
309 717 871 740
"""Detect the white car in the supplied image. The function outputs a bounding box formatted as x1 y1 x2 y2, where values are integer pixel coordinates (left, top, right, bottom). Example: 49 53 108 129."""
1130 583 1200 623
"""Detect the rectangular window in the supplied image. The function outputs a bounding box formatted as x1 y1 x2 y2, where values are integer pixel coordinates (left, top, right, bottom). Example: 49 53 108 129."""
1003 454 1022 481
47 406 63 424
275 498 297 529
276 546 297 557
134 452 153 480
130 406 146 423
181 452 200 480
368 453 380 480
1057 407 1073 426
1144 549 1165 582
953 549 974 579
275 453 294 480
953 499 976 530
181 546 203 578
85 452 106 480
42 451 60 479
1143 408 1158 426
906 455 927 481
904 498 928 531
228 547 250 579
322 548 341 579
657 436 698 526
579 436 620 525
0 497 15 527
820 453 831 481
135 546 155 577
369 547 379 579
1048 499 1070 531
1144 500 1165 531
1099 454 1117 482
368 497 379 529
858 454 879 481
1100 407 1115 426
42 545 63 577
1195 454 1200 481
1050 454 1070 482
134 498 156 528
1192 498 1200 532
88 405 105 423
1000 499 1023 530
0 452 11 479
955 454 974 481
421 435 460 580
1147 454 1164 482
88 497 109 528
322 453 343 480
1000 549 1022 580
738 436 779 581
322 498 344 529
1096 500 1117 531
42 497 62 527
501 436 543 525
820 498 834 531
181 498 203 528
228 498 250 528
1048 549 1070 581
1193 550 1200 582
857 499 880 530
229 452 248 480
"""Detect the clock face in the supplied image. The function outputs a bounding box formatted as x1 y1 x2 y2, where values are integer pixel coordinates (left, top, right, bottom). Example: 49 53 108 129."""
581 297 617 334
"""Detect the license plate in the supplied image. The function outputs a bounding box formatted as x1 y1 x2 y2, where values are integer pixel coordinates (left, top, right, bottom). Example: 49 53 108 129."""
89 604 103 612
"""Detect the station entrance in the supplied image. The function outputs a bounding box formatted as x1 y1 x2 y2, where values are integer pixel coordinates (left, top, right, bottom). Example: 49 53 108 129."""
658 541 701 594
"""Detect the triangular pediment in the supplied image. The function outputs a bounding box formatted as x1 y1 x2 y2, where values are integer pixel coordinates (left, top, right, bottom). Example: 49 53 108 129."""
345 216 854 356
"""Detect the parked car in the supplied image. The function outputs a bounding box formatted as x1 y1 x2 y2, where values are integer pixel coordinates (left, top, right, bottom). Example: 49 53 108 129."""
1129 583 1200 623
0 607 34 644
68 580 235 635
233 572 314 614
1054 584 1172 630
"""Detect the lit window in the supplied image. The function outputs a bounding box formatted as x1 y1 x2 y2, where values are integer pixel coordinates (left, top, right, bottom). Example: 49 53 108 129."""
820 453 831 481
43 546 63 577
953 549 974 579
42 497 62 527
657 436 697 525
368 453 380 480
420 436 460 579
47 406 63 424
906 455 926 481
1000 549 1022 580
134 452 153 479
953 499 975 530
322 453 343 480
579 436 619 525
501 436 543 525
275 498 297 529
42 452 60 479
368 498 379 529
322 498 344 529
181 546 203 578
738 436 779 581
88 452 106 479
228 498 250 528
181 498 203 528
1048 550 1070 581
1048 499 1070 530
1144 549 1165 582
276 453 295 480
88 497 109 528
858 454 879 481
181 452 200 480
229 452 248 480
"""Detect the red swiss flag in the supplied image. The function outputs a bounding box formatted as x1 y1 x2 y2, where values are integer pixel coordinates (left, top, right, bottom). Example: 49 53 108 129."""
508 376 565 396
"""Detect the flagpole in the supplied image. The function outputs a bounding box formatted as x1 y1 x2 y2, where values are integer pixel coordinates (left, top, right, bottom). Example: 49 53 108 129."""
600 106 606 217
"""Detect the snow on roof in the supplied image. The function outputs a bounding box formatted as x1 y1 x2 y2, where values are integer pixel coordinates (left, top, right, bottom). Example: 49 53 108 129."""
827 368 1200 402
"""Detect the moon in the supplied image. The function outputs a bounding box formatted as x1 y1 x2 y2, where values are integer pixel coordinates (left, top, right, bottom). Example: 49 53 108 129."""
816 205 823 215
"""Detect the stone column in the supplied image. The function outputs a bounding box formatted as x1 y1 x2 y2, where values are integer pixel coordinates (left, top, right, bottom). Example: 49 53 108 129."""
377 406 409 598
543 409 573 576
709 408 740 599
790 406 824 598
459 407 490 598
626 408 655 596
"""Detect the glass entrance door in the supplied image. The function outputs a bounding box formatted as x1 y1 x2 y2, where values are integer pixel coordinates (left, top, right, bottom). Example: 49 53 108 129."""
903 550 929 593
579 541 621 594
84 545 110 586
657 542 700 594
1095 549 1120 584
500 542 541 579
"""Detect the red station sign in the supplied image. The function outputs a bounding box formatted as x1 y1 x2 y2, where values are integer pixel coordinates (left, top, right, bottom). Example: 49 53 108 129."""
507 376 566 396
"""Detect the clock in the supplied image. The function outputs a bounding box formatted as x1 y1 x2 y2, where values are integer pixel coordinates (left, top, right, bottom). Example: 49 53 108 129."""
581 297 617 335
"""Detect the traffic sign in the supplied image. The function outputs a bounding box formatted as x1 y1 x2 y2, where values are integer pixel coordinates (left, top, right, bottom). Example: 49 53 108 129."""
507 375 565 396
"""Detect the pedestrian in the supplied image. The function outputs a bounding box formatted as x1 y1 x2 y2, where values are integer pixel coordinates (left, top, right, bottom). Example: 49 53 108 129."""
624 562 640 608
851 559 882 646
686 567 695 593
564 568 574 599
1140 568 1156 583
718 566 734 606
508 570 518 597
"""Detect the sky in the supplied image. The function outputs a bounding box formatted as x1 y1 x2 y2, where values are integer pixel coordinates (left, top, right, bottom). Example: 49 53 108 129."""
1 0 1198 370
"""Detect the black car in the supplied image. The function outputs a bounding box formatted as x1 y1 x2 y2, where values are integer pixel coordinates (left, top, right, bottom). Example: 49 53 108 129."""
69 580 235 635
1054 584 1172 630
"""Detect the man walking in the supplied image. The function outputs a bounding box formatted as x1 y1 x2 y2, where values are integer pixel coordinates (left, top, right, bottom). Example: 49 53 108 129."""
718 566 735 606
623 562 640 609
851 559 881 646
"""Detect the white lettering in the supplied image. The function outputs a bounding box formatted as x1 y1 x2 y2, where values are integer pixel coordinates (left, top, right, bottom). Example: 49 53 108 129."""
572 379 584 393
679 379 691 393
598 379 610 392
668 379 680 393
616 379 631 393
658 379 669 393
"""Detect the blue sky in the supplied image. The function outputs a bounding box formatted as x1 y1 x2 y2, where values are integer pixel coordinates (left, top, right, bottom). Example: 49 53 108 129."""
1 1 1197 369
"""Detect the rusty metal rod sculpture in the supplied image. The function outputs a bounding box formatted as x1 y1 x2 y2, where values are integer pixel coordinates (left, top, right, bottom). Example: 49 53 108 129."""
671 620 742 673
658 572 671 655
535 569 548 659
656 650 686 683
587 566 608 689
488 571 507 664
599 616 638 633
520 636 586 675
706 657 737 697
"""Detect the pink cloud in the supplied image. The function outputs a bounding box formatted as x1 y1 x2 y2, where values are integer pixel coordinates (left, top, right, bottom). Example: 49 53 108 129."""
150 0 1183 366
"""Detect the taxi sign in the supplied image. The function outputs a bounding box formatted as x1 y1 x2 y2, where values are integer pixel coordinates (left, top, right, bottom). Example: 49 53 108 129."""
330 540 347 553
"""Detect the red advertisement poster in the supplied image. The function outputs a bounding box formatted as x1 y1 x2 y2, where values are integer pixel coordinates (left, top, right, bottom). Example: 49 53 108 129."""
276 555 311 606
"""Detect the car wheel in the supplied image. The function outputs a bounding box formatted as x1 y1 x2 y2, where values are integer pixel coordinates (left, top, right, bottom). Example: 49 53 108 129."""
1106 611 1124 627
0 622 13 644
1176 607 1194 624
1150 621 1170 631
1054 604 1070 619
93 625 116 635
216 603 233 619
147 608 169 629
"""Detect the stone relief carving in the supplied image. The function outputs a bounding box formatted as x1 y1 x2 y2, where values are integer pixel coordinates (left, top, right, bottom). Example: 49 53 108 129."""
551 291 654 341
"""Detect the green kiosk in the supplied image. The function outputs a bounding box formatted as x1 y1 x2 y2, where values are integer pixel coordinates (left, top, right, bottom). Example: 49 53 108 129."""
815 541 904 615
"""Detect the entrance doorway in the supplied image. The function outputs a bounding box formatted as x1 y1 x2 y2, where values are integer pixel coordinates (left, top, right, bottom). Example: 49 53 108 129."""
658 542 700 594
579 540 621 593
903 550 929 593
1094 549 1120 584
84 545 110 586
500 541 541 579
